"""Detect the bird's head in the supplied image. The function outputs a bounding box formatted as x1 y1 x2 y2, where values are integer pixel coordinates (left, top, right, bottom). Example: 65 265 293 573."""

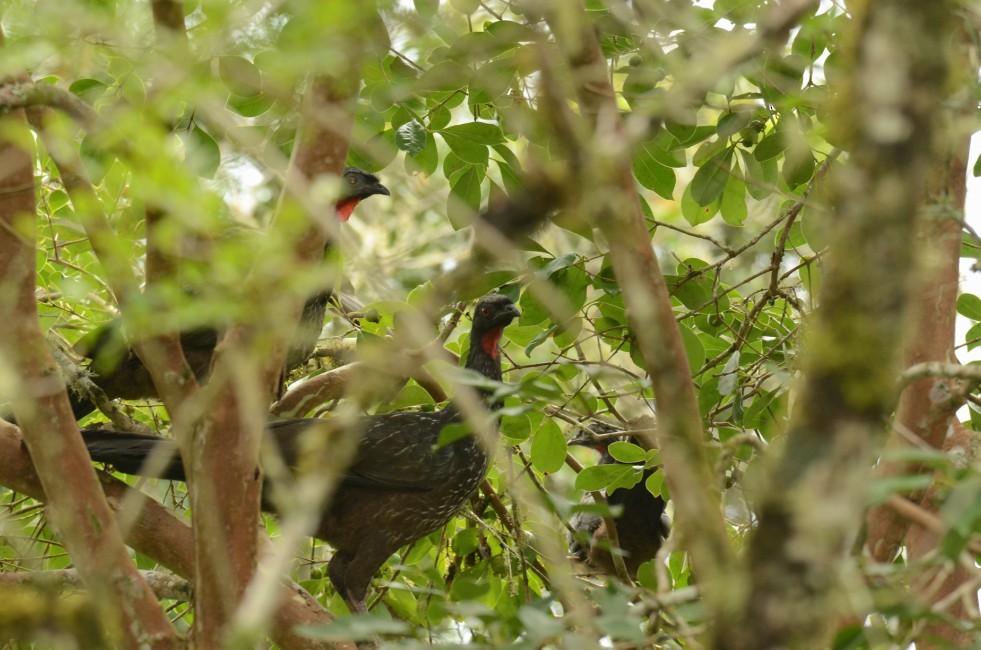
470 294 520 360
568 423 625 459
335 167 390 222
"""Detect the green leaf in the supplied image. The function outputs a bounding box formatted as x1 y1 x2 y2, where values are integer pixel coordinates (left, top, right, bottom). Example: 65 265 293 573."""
437 422 472 446
79 133 114 184
552 266 588 312
347 128 398 172
608 441 646 464
681 181 719 226
692 137 728 167
539 253 578 277
717 111 753 139
974 151 981 177
524 324 556 355
739 149 770 200
576 463 644 492
469 59 516 105
417 60 470 93
447 164 484 228
441 132 489 165
956 294 981 321
679 323 706 374
530 420 566 474
443 150 468 180
227 93 273 118
632 153 675 200
450 0 479 14
452 528 480 555
495 159 523 196
217 55 262 97
690 150 731 206
783 149 815 189
395 119 426 154
647 132 688 167
405 135 438 176
966 323 981 351
720 175 747 226
501 412 531 443
672 125 716 147
178 126 221 179
645 470 666 498
754 132 787 162
68 78 108 103
519 290 549 326
800 202 829 250
665 118 697 143
440 122 506 145
718 350 740 396
428 104 452 130
484 20 538 43
413 0 439 19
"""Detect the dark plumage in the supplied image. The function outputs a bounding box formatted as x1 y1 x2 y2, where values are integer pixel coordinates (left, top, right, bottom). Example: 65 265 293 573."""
568 429 670 578
82 294 520 614
68 168 389 419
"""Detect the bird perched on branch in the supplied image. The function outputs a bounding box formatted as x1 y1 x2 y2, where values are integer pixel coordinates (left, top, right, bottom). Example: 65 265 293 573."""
568 428 670 578
67 167 389 420
81 293 520 614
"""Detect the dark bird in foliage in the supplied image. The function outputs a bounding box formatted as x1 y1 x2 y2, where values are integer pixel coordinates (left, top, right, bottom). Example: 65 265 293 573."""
66 168 389 420
568 428 670 578
81 293 519 615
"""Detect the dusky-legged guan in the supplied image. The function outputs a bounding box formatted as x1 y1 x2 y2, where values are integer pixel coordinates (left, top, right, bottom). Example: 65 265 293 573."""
65 167 389 420
567 428 671 578
81 293 520 614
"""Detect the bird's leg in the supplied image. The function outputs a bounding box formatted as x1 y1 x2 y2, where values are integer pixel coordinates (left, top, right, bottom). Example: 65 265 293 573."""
327 551 368 615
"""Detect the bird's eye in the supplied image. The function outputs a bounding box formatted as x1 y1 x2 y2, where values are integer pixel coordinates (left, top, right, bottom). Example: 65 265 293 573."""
349 177 357 184
481 307 491 317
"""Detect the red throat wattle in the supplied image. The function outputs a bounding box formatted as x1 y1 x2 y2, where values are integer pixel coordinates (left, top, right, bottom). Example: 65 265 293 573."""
335 198 361 222
480 328 503 359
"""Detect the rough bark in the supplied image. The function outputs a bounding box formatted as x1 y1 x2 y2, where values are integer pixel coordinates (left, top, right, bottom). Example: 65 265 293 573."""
724 2 954 648
905 422 981 648
185 62 363 645
860 25 979 647
0 103 181 647
865 91 971 566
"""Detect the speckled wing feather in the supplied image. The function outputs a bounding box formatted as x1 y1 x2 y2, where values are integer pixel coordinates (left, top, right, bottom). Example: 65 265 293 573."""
267 411 464 492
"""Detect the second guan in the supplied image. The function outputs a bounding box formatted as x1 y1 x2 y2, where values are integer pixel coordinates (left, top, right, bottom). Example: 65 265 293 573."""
64 167 390 421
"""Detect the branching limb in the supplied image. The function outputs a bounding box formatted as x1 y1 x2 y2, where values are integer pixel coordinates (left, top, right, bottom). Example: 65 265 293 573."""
0 569 193 602
0 421 352 650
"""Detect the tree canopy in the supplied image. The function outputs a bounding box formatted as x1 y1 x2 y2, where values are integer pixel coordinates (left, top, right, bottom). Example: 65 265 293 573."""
0 0 978 648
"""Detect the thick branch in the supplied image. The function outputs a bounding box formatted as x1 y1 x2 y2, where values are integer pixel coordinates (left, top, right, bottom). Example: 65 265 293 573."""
904 422 981 647
193 59 363 641
865 105 974 562
0 569 193 602
0 82 102 131
0 95 181 646
730 2 955 648
862 21 975 647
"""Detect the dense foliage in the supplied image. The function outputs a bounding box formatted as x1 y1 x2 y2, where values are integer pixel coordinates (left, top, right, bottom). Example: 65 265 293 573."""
0 0 978 648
